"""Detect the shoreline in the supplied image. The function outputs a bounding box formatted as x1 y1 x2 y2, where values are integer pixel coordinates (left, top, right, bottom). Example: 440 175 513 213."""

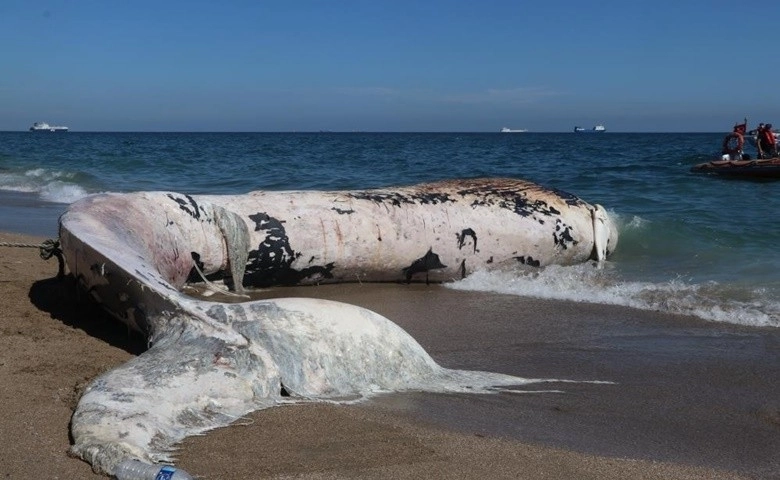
1 231 777 479
252 283 780 476
0 191 65 238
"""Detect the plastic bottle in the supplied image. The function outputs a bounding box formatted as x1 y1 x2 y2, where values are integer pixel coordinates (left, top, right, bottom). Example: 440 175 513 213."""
113 459 195 480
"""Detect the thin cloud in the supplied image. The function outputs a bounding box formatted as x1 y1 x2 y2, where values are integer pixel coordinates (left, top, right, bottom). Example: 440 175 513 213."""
332 86 398 97
441 87 564 105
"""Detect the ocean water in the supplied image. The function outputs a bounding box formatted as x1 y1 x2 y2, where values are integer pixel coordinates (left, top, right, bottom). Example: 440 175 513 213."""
1 131 778 328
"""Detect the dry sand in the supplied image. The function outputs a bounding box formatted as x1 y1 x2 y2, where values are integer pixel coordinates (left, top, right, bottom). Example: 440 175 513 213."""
1 231 777 479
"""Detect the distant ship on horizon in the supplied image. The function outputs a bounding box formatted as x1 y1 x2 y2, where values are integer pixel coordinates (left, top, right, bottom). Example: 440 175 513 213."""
574 124 606 133
500 127 528 133
29 121 69 132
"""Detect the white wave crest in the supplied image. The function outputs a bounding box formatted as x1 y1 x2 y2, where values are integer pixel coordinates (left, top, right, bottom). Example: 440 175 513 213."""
0 171 42 193
447 264 780 328
621 213 649 230
0 168 90 204
40 182 90 203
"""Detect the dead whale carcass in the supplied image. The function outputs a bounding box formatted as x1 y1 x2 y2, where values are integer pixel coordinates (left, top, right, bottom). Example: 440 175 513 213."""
59 178 618 475
68 178 617 293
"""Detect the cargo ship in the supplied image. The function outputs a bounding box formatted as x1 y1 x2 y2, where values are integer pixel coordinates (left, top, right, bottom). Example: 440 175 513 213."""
574 125 606 133
29 121 69 132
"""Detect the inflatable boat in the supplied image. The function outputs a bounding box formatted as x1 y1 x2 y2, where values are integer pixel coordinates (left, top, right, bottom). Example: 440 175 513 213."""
690 157 780 179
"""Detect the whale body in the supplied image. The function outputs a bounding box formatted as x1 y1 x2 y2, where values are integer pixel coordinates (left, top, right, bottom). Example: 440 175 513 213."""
59 178 618 475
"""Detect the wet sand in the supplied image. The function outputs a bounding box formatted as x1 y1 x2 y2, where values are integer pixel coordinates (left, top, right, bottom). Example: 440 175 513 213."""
1 231 778 479
0 192 64 238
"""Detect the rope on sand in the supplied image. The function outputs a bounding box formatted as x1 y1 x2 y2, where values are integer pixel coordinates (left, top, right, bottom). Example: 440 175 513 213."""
0 238 65 279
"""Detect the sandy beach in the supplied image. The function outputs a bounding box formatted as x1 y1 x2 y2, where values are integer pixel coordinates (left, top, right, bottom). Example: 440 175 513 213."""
1 230 778 479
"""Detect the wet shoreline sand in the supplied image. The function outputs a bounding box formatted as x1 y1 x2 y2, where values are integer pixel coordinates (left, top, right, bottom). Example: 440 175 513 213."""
0 191 64 238
1 231 777 479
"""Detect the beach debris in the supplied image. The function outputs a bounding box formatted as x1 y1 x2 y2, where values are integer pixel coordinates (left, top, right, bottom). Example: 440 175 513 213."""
0 238 65 278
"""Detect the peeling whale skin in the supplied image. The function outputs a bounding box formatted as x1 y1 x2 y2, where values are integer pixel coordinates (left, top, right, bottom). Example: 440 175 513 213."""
59 178 618 475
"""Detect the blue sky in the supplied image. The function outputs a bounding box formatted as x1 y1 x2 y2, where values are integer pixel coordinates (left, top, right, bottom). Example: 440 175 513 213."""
1 1 777 132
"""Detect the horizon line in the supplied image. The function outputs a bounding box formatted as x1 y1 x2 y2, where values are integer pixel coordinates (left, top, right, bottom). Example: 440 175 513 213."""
2 130 735 134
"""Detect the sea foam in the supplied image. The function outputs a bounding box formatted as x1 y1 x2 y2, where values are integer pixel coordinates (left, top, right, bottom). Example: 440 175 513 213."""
447 264 780 329
40 181 90 203
0 168 89 202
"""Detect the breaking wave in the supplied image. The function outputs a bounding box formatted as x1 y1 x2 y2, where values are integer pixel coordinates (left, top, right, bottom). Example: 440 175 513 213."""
0 167 91 203
447 263 780 329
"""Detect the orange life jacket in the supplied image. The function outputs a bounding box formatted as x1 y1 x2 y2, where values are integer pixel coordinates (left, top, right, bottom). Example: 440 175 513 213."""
760 129 775 147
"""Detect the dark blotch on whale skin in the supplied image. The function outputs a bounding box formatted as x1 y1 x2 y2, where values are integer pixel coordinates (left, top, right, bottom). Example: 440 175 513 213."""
348 191 455 207
350 181 584 228
457 228 478 253
166 193 203 221
402 248 447 283
454 179 584 205
547 187 584 207
515 256 541 267
467 194 561 220
454 182 583 221
552 219 578 250
331 207 355 215
244 212 335 287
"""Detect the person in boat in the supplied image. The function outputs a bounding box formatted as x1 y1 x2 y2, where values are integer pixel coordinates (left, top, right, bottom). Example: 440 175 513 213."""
721 120 748 160
758 124 778 159
747 122 764 136
755 123 766 158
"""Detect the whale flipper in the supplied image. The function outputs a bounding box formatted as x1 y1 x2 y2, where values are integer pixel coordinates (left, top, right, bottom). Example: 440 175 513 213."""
592 204 610 263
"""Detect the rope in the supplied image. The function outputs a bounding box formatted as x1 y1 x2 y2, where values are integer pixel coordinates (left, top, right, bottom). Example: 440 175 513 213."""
0 238 65 279
0 241 43 248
